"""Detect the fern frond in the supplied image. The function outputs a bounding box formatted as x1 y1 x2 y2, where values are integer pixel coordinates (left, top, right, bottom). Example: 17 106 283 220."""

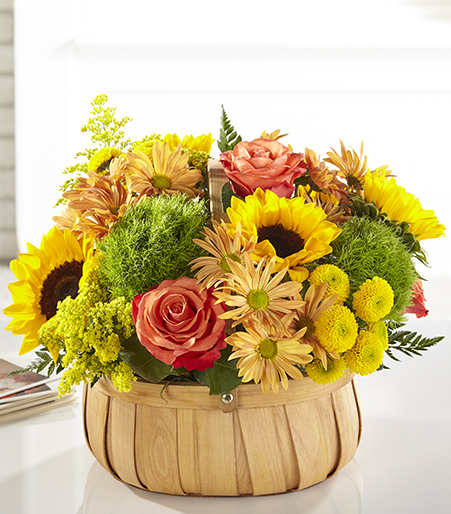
217 105 242 152
7 349 64 379
386 329 444 361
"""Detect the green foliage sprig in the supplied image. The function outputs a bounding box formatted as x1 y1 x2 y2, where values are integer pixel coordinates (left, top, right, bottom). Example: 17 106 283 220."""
217 105 242 152
7 349 64 379
385 329 444 364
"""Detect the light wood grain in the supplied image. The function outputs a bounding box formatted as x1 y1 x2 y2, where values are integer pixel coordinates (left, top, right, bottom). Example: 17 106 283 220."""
208 159 230 222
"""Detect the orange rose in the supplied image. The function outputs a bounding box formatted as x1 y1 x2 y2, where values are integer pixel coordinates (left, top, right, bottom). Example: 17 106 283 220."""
131 277 227 371
220 138 307 198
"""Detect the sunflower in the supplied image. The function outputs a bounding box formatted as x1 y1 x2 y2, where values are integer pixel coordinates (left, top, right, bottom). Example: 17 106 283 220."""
363 171 445 241
227 319 312 394
87 147 122 173
227 188 342 280
190 220 256 289
291 282 340 369
214 253 304 333
125 142 203 198
163 133 214 154
3 227 95 358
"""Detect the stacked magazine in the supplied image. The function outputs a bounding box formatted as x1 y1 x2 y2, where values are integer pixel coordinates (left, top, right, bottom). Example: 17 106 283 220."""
0 357 77 423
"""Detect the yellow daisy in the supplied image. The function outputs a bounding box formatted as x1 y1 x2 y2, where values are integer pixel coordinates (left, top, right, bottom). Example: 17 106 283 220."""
125 142 203 198
214 253 304 333
227 188 342 278
190 220 256 289
3 227 95 357
363 171 445 241
352 276 394 322
309 264 350 303
227 319 312 394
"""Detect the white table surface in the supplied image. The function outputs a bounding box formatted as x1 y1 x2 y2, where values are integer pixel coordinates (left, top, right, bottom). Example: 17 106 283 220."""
1 265 450 514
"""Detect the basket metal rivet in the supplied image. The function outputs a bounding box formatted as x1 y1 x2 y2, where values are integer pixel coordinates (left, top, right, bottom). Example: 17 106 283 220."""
222 393 234 404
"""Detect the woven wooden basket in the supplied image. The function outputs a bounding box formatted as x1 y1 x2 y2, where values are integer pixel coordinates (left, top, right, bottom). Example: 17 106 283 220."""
83 371 362 496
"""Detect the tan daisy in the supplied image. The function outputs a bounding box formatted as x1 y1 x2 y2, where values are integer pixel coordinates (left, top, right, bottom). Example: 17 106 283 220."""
125 142 203 198
214 253 304 332
227 319 312 394
52 206 85 239
291 282 340 369
190 220 256 289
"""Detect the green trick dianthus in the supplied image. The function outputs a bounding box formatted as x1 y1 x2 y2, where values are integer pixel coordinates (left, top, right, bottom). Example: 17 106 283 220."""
98 194 209 301
328 216 416 320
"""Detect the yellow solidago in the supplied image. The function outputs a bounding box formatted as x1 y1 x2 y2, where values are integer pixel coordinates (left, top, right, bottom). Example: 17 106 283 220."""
345 330 385 375
352 276 394 322
88 147 122 173
305 355 347 385
314 304 358 353
309 264 350 303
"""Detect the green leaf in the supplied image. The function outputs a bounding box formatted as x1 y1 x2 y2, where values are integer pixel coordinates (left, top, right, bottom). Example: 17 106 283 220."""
193 345 242 396
119 333 173 383
221 182 241 213
385 329 444 362
217 105 242 153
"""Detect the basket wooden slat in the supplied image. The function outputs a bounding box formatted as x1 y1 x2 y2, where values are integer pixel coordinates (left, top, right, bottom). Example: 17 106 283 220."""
83 371 362 496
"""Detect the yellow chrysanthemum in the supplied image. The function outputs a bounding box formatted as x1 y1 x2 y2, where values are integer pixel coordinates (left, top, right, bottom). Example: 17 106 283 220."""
314 304 358 353
352 276 394 322
367 320 389 351
88 147 122 172
164 133 214 154
364 171 445 241
309 264 350 303
345 330 385 375
227 319 312 394
227 188 342 276
305 355 347 385
3 227 95 358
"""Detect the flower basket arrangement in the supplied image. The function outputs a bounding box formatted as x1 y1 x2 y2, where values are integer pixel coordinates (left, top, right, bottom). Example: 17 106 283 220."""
4 97 446 496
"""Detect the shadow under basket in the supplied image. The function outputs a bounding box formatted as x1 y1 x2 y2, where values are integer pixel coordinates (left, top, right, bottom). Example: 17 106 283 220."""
83 371 362 497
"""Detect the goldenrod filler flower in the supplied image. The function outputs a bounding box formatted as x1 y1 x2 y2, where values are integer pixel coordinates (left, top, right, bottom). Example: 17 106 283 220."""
305 355 347 385
190 220 256 289
291 282 339 369
352 276 394 322
227 188 342 281
364 171 445 241
314 304 358 353
227 319 312 394
214 253 304 333
125 142 203 198
309 264 350 303
3 227 94 358
88 147 122 173
345 330 385 375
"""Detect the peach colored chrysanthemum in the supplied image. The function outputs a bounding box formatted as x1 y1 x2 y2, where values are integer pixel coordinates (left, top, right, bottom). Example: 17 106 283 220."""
214 253 304 333
303 147 347 200
325 140 392 192
227 319 312 394
52 206 85 239
291 282 339 369
298 185 350 224
190 220 256 289
63 160 136 240
125 142 203 198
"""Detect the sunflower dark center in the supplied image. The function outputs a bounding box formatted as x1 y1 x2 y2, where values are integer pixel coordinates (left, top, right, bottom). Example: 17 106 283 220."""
257 224 304 259
39 260 84 320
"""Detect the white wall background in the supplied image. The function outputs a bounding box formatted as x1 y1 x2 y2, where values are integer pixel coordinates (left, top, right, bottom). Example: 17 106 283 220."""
14 0 451 286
